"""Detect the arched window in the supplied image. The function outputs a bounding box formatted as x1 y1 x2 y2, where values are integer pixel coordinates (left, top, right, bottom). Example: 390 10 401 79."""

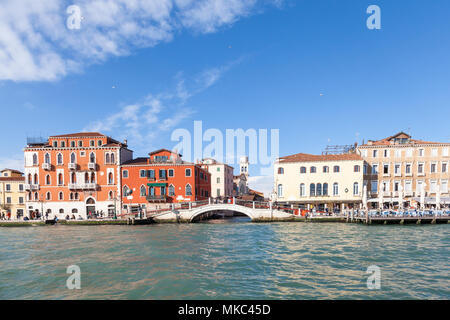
110 153 115 164
310 183 316 196
353 182 359 195
33 173 38 185
71 172 76 183
28 173 32 184
34 192 38 201
140 185 146 196
323 166 329 173
57 153 63 165
59 209 64 214
84 172 89 183
186 184 192 196
277 184 283 197
108 172 114 185
300 167 306 174
45 174 51 185
32 154 38 165
168 184 175 196
334 166 340 173
108 191 113 200
44 153 50 164
58 173 63 185
323 183 329 196
70 193 74 200
74 193 79 200
72 209 78 213
90 173 95 183
70 152 76 164
300 183 305 196
333 183 339 196
123 186 130 196
354 165 360 172
46 192 51 200
310 166 317 173
70 141 75 147
89 152 96 163
105 153 110 164
278 167 284 174
86 198 95 205
316 183 322 196
58 192 63 200
61 141 66 148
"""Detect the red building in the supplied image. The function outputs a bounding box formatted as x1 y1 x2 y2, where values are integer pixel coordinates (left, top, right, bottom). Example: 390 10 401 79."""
24 132 133 219
120 149 211 212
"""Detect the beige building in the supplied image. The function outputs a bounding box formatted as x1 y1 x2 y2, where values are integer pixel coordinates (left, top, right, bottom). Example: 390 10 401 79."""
0 169 26 219
357 132 450 209
273 153 364 211
199 158 234 198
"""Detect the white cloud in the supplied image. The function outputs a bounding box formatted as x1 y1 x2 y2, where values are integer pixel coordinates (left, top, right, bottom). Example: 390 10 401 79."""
0 0 281 82
0 154 24 172
84 62 233 151
248 174 273 197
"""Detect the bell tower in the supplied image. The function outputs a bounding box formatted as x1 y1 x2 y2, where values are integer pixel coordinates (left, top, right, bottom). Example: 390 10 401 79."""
239 156 249 178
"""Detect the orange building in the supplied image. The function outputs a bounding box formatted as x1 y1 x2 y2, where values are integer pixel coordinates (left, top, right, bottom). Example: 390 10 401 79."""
24 132 133 219
120 149 211 213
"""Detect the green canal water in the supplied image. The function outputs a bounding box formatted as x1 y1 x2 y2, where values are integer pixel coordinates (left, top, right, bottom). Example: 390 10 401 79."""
0 217 448 299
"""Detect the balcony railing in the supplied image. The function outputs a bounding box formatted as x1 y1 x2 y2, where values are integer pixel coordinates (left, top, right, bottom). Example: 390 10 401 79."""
68 183 97 190
24 184 40 191
88 162 96 170
68 163 77 170
42 163 51 170
146 195 167 202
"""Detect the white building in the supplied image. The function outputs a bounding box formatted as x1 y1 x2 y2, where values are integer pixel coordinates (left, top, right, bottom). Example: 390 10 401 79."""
199 158 234 198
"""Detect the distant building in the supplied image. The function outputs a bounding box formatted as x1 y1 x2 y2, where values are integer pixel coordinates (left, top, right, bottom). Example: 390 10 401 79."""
120 149 211 213
199 158 234 198
23 132 133 219
357 132 450 208
233 156 249 196
274 152 364 211
0 169 25 219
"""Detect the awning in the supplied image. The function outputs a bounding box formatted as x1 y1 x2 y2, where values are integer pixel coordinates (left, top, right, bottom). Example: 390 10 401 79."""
147 183 167 187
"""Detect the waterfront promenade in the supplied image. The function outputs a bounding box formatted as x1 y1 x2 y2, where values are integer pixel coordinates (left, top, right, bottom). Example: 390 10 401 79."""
1 199 449 227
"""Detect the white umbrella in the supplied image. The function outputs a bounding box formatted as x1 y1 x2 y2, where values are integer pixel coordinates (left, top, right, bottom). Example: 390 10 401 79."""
420 182 427 210
398 184 404 210
379 185 384 211
436 184 441 210
362 185 368 211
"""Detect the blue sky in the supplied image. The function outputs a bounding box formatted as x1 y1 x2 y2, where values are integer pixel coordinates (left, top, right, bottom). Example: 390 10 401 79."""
1 0 450 194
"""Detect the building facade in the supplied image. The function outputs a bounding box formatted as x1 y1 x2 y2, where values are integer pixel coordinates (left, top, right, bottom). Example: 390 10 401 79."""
273 153 365 211
23 132 133 219
357 132 450 208
233 156 250 196
120 149 211 213
0 169 25 219
199 158 234 198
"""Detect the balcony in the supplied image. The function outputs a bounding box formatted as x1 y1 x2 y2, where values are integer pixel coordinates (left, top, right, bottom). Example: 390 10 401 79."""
42 163 51 170
68 183 97 190
146 195 167 202
88 162 96 170
68 163 77 170
24 184 40 191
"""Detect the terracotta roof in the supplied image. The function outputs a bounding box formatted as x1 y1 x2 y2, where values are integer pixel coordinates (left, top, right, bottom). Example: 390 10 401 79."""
248 189 264 197
122 158 149 166
50 132 105 138
1 169 23 175
279 153 362 163
149 149 181 156
0 177 25 182
361 132 446 146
